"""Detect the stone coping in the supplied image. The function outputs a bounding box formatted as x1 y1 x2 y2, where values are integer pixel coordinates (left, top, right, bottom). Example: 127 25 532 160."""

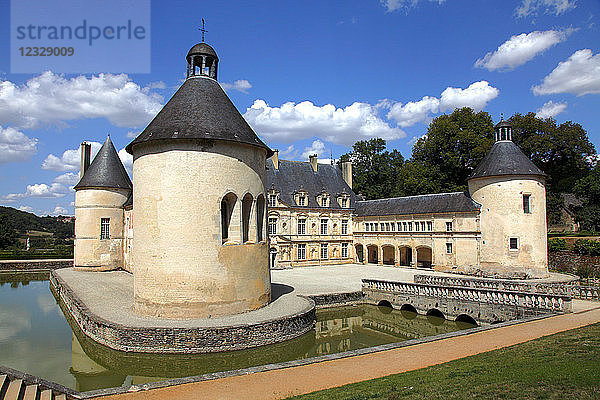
50 269 316 354
77 312 565 399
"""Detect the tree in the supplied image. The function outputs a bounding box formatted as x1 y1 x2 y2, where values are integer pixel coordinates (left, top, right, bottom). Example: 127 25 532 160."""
573 164 600 232
510 113 596 193
0 215 18 249
339 138 404 200
409 108 495 193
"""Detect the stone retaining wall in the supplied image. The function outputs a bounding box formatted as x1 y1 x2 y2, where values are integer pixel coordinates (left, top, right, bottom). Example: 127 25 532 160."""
49 271 316 354
308 292 364 307
550 251 600 274
0 259 73 271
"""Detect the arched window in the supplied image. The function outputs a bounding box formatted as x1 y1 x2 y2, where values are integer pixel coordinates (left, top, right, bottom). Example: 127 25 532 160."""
221 192 237 243
242 193 254 243
256 194 265 242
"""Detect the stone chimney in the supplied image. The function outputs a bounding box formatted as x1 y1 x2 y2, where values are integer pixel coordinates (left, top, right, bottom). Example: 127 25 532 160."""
309 154 318 172
272 149 279 170
342 161 353 189
80 142 91 180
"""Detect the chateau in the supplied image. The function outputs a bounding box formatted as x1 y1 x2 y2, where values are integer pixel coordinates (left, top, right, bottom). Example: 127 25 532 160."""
74 40 550 301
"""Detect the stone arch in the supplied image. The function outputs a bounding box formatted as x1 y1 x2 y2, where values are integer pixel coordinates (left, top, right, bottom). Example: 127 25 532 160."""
455 314 478 326
400 303 417 313
221 192 238 243
399 245 412 267
382 245 395 265
426 308 445 325
355 244 365 263
400 303 418 319
366 244 378 264
269 247 278 269
256 194 265 242
241 193 254 243
377 300 393 308
416 246 432 268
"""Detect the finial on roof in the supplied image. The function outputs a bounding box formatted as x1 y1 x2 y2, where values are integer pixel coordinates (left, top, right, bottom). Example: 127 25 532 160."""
500 112 504 121
199 19 208 42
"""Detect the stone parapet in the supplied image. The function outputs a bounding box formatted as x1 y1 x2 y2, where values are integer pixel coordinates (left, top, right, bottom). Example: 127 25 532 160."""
0 259 73 271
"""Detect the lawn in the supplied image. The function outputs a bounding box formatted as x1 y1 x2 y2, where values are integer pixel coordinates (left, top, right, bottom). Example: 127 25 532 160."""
287 322 600 400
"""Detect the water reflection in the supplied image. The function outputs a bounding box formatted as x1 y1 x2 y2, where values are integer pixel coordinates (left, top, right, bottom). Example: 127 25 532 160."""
0 274 476 393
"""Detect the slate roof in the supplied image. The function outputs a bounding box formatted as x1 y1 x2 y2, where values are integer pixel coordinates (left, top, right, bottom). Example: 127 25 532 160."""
74 137 132 191
126 77 272 157
266 159 358 209
187 42 218 60
469 141 546 180
354 192 480 217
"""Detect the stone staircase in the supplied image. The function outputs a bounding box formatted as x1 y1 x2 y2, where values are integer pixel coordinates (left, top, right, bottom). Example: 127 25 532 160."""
0 367 76 400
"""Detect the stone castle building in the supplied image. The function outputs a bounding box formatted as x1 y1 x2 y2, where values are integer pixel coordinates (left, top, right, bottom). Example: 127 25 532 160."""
74 41 549 298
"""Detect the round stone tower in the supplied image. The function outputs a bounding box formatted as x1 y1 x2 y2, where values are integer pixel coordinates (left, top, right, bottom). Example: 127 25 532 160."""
74 136 132 271
468 119 549 279
126 41 273 319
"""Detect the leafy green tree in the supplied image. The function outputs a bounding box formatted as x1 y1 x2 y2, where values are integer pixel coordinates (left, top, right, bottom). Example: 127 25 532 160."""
573 164 600 232
510 113 596 193
339 138 404 200
0 215 18 249
409 107 495 193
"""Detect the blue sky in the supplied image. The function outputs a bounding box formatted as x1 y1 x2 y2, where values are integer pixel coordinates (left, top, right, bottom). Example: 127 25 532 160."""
0 0 599 215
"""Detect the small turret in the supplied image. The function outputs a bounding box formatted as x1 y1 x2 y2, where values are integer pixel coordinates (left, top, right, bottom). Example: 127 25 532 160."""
74 136 131 271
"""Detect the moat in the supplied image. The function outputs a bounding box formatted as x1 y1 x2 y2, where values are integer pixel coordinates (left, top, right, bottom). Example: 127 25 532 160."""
0 271 476 392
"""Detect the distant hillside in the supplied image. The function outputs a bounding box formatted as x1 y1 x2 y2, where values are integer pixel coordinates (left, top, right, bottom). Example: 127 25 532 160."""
0 206 74 239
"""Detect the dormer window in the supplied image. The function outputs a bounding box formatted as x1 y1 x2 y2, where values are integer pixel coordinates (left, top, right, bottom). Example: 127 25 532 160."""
341 198 348 208
268 194 277 208
317 193 330 207
338 194 350 208
296 192 308 206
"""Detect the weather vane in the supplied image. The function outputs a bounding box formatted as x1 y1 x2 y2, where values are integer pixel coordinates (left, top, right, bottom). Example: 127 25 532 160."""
199 19 208 42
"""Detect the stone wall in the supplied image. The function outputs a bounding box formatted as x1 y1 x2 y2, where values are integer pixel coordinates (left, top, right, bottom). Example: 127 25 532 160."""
549 250 600 275
0 259 72 271
50 270 315 354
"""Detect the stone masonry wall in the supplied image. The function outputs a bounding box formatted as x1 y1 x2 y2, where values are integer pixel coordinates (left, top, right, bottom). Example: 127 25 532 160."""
0 259 73 271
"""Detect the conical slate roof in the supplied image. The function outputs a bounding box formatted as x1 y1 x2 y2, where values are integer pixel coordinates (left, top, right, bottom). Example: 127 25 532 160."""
469 141 546 180
74 137 132 190
125 77 272 156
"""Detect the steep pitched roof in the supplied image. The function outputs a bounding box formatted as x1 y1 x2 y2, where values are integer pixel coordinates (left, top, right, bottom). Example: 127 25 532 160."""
266 159 357 209
126 77 272 156
469 141 546 180
74 137 132 191
355 192 480 217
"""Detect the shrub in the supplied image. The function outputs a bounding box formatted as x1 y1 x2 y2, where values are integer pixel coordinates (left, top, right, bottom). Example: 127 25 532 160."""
548 238 568 252
573 239 600 256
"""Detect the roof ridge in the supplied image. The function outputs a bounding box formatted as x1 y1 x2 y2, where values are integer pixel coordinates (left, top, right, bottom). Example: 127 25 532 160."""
357 191 466 203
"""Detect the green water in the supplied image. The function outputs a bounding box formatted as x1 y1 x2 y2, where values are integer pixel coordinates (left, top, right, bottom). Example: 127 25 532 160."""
0 272 475 393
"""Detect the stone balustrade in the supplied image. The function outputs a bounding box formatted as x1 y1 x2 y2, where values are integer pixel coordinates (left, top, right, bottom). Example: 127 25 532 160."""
413 274 599 301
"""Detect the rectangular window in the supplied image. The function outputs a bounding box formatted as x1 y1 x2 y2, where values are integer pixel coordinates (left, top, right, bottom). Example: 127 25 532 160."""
268 194 277 207
341 219 348 235
321 243 328 259
298 218 306 235
403 222 407 231
446 222 453 232
408 222 413 231
421 221 426 231
268 217 277 235
446 242 453 254
341 198 348 208
373 223 378 231
415 222 420 231
298 244 306 260
298 195 306 206
320 219 328 235
427 221 433 231
100 218 110 239
365 223 369 232
523 194 531 214
510 237 519 250
341 242 348 258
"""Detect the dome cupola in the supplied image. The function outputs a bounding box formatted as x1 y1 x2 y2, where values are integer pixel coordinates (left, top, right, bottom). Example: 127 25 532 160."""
495 116 512 142
186 42 219 80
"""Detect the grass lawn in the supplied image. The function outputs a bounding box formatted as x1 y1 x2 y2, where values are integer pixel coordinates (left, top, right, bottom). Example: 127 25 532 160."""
287 322 600 400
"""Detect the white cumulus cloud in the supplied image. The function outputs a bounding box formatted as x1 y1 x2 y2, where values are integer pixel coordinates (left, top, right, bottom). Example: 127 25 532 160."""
536 100 568 118
244 100 405 145
387 81 499 127
381 0 445 12
18 205 34 213
533 49 600 96
50 205 69 215
2 183 70 202
515 0 576 18
0 71 163 129
53 172 80 186
301 139 327 159
221 80 252 94
0 126 37 164
42 142 102 172
475 29 572 71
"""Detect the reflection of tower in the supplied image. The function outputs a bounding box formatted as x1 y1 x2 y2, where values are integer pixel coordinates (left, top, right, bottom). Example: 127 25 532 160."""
126 40 273 319
468 119 548 278
70 334 126 392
